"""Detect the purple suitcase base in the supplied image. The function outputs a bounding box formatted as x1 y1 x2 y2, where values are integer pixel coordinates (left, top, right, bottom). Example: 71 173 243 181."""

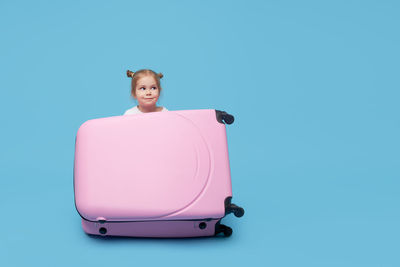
81 218 224 238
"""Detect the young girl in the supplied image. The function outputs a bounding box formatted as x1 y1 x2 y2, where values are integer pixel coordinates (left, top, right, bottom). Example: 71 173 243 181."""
124 69 168 115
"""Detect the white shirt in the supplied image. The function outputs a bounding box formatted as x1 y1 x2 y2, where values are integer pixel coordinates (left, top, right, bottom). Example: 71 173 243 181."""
123 106 168 115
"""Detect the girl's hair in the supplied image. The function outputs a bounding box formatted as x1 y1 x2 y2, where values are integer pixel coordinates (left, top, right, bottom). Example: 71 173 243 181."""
127 69 164 98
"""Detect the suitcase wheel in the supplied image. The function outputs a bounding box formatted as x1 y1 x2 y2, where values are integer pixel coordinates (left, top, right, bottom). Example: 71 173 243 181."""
222 225 233 237
216 110 235 125
215 222 233 237
225 197 245 218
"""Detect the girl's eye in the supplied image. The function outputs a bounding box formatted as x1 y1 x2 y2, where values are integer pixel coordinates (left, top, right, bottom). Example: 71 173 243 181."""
140 87 146 90
151 86 157 90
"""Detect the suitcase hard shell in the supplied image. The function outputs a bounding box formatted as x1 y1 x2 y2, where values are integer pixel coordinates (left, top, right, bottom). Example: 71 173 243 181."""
74 109 244 237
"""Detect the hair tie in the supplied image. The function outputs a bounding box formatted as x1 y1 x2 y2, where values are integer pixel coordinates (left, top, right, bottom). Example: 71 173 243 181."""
126 70 135 78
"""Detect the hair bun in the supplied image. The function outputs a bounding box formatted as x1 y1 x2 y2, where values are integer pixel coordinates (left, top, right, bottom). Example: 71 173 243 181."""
127 70 135 78
157 72 164 79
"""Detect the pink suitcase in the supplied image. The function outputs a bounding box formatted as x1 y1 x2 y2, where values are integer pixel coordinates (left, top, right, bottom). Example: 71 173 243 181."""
74 109 244 237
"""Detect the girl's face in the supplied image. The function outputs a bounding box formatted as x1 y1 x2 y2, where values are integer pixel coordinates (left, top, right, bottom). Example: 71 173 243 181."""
134 75 160 108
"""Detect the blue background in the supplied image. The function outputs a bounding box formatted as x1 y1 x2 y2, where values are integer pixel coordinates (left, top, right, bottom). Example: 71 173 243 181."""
1 0 399 266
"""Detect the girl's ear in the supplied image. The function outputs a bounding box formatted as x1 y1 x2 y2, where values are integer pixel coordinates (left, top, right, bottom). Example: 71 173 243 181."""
131 88 137 99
